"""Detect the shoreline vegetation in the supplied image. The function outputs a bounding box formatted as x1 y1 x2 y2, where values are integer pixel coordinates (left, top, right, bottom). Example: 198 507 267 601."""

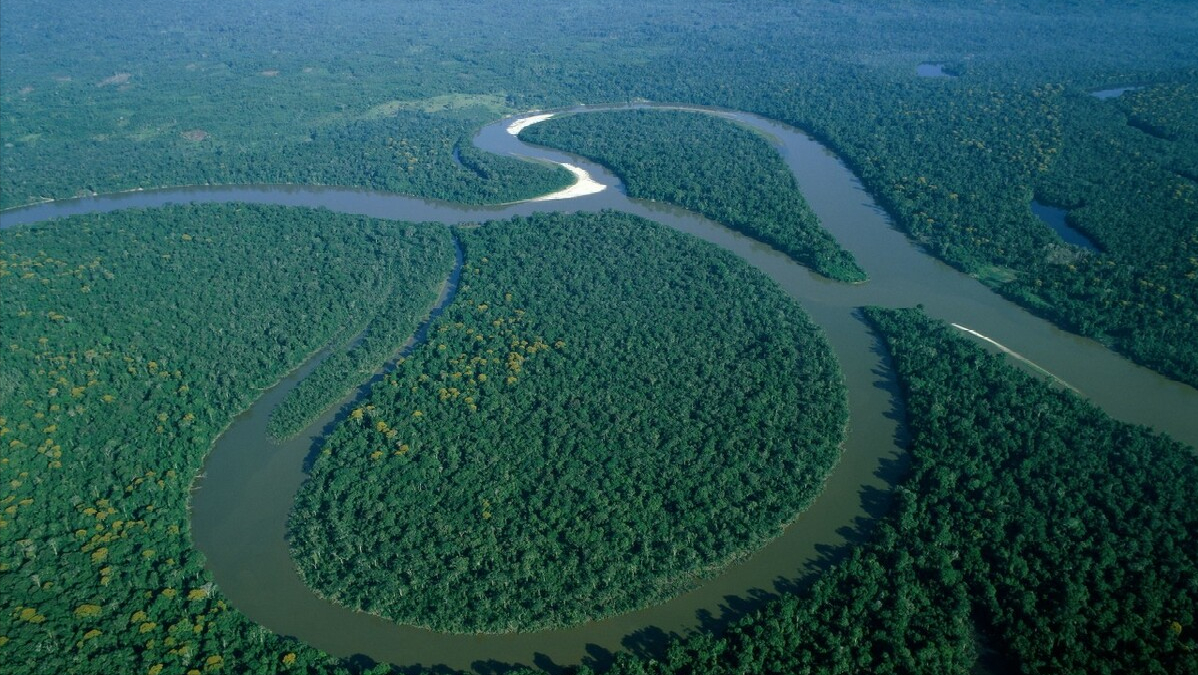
505 113 606 201
519 109 868 283
527 163 606 201
949 323 1079 392
0 203 441 673
3 1 1196 673
585 306 1197 675
2 96 1188 675
288 211 848 633
265 228 455 440
0 105 575 211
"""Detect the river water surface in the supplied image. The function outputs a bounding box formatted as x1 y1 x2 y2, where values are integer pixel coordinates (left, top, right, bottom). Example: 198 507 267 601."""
2 103 1195 672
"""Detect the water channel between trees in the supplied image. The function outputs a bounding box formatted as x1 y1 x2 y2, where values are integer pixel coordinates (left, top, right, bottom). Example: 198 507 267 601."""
2 103 1195 673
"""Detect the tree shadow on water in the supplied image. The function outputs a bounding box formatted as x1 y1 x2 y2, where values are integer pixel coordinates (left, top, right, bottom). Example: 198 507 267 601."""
580 643 615 673
348 653 458 675
689 588 780 637
470 659 533 675
785 305 912 590
620 626 676 661
810 485 899 570
343 654 377 673
389 660 459 675
532 652 569 675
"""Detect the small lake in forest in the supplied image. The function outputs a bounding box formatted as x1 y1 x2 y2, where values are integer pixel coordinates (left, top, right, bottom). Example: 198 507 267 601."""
916 63 956 77
1091 86 1141 99
1031 201 1100 251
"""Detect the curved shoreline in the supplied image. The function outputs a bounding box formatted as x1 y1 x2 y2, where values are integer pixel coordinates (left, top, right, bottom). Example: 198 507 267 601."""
0 112 599 218
951 322 1079 392
528 163 607 200
505 112 555 134
505 113 607 201
6 102 1197 672
176 107 912 669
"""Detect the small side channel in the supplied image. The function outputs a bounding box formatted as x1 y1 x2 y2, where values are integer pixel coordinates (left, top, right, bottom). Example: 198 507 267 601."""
1030 201 1100 252
189 232 466 662
302 232 465 471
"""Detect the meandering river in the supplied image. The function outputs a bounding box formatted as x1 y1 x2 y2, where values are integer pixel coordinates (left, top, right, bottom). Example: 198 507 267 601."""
2 103 1195 672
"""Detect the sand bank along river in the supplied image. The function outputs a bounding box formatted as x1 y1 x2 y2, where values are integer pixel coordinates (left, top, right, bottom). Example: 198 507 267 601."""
2 103 1195 673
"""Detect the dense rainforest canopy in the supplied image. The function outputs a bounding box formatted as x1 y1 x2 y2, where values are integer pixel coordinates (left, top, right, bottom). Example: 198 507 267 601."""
289 211 847 632
4 0 1193 385
520 110 866 282
551 308 1196 675
0 205 449 674
2 0 1196 673
266 224 455 439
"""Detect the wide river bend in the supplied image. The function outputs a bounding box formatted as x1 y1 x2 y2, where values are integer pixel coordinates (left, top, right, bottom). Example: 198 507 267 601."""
2 103 1195 672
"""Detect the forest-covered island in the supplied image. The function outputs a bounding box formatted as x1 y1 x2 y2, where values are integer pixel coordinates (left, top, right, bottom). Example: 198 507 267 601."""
290 211 846 633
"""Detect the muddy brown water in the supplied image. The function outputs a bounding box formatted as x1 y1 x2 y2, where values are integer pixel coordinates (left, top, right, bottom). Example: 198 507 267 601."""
3 103 1195 672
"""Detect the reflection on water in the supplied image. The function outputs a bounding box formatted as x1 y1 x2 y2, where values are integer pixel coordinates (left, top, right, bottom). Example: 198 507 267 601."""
1091 86 1141 99
1031 201 1100 251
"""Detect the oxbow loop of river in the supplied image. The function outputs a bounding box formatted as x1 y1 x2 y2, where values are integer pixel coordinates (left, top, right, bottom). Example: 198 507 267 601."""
3 103 1196 673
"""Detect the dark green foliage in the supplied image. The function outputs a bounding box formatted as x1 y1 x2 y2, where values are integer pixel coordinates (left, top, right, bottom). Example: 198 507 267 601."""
3 0 1196 384
252 112 574 205
865 307 1197 674
520 110 866 282
732 74 1197 387
1118 83 1198 149
266 224 455 439
587 307 1196 675
2 0 1197 671
289 211 847 633
0 204 449 674
1023 87 1198 384
0 105 571 209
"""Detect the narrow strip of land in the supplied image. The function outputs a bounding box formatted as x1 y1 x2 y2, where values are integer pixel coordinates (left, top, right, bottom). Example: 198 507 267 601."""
951 322 1079 392
509 113 607 201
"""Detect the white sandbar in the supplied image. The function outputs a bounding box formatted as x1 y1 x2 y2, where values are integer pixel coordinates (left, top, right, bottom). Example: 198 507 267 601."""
506 113 554 135
530 164 606 201
504 112 606 201
951 323 1078 392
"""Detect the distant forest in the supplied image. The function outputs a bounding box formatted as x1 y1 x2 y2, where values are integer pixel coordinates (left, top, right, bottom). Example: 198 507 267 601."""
4 0 1193 386
2 1 1196 674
